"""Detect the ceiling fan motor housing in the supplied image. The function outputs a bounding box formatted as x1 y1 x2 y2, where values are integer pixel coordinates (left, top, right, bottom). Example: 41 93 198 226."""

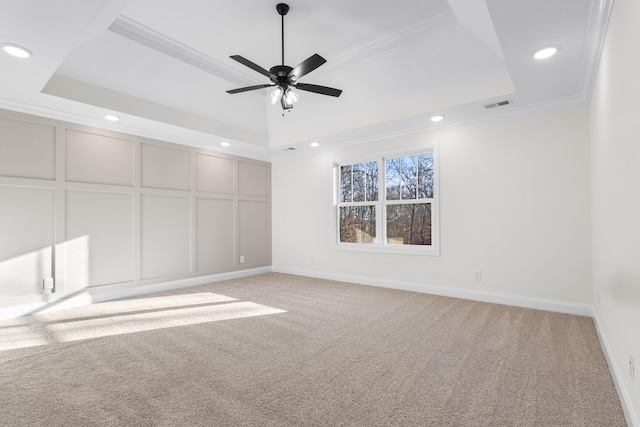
270 65 294 87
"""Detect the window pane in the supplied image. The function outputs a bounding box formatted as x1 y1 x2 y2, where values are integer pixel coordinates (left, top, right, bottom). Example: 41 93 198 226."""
353 163 366 202
340 165 352 202
366 161 378 201
401 156 417 199
339 205 376 243
418 153 434 199
386 203 431 245
385 158 400 200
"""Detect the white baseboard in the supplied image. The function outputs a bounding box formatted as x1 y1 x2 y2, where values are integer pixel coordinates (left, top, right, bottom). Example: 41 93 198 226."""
593 311 639 427
271 266 594 317
0 267 271 320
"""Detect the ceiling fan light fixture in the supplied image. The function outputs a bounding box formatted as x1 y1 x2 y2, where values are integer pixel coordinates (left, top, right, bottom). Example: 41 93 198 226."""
278 87 299 110
284 87 299 104
270 86 284 104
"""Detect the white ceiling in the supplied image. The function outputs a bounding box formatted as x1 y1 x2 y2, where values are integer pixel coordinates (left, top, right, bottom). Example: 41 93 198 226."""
0 0 611 160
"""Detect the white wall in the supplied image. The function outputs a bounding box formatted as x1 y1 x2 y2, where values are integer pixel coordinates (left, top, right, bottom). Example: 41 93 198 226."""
591 0 640 422
0 109 271 311
272 104 592 306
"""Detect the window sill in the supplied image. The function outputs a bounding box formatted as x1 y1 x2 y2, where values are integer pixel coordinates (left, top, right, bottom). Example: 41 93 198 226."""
332 243 440 256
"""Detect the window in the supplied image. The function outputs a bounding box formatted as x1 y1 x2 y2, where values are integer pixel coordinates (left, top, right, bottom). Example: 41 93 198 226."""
335 148 439 255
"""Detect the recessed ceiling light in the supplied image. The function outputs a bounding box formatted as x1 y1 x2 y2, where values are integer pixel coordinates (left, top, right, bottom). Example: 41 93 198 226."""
220 141 230 147
533 47 558 60
430 115 444 122
310 142 319 147
104 114 120 122
2 43 31 58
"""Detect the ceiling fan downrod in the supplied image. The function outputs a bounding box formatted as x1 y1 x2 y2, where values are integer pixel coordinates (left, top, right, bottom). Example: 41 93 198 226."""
276 3 289 66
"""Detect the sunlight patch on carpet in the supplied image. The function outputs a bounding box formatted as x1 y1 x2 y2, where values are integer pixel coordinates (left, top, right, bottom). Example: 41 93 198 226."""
48 302 286 342
0 292 285 352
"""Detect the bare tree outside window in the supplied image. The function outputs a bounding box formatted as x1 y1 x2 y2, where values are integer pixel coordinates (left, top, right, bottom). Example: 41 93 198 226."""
418 153 434 199
340 165 352 203
365 161 378 201
337 150 437 251
386 203 431 245
339 161 378 244
339 205 376 243
383 154 433 246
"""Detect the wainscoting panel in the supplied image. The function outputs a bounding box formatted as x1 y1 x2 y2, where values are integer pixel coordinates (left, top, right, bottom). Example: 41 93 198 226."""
65 190 134 289
0 108 270 310
195 153 234 194
0 116 55 180
140 194 191 280
238 161 269 197
195 198 235 272
0 186 54 298
141 143 190 191
238 200 269 266
66 130 134 186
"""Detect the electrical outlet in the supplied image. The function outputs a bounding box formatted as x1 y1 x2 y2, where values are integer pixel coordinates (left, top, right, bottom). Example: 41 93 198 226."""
474 270 482 281
240 256 245 264
630 354 635 381
43 278 54 294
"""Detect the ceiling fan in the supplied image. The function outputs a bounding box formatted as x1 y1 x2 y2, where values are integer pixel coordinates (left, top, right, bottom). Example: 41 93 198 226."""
226 3 342 111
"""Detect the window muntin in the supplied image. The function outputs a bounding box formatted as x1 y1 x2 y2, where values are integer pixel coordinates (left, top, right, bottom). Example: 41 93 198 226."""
336 150 437 253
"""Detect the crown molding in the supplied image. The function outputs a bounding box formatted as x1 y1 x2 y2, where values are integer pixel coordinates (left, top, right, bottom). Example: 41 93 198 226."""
324 6 454 72
0 98 271 162
108 16 263 88
579 0 614 102
269 92 588 159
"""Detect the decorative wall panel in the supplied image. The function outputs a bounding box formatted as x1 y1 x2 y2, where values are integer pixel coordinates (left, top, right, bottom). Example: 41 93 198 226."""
238 161 269 197
141 143 190 190
141 194 191 279
238 200 269 266
0 186 54 298
65 190 134 289
196 153 234 194
196 198 234 272
66 130 134 186
0 117 55 180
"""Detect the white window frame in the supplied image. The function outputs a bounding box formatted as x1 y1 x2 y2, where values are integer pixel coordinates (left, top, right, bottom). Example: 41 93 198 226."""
332 145 440 256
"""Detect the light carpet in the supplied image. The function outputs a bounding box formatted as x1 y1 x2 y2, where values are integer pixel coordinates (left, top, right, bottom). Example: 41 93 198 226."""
0 273 627 426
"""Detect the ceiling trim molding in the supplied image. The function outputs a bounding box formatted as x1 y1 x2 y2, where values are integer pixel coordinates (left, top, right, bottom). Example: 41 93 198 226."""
269 93 589 160
41 75 268 146
0 98 272 162
324 6 454 71
108 15 263 87
579 0 614 102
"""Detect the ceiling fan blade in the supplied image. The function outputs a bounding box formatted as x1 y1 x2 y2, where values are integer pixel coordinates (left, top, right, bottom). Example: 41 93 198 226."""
226 84 274 94
229 55 272 78
288 54 327 80
295 83 342 97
